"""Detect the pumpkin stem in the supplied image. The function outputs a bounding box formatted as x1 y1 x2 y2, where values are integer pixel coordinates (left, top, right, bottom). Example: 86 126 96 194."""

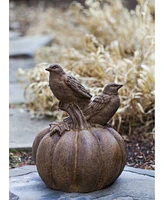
70 102 89 130
55 102 89 132
59 102 80 129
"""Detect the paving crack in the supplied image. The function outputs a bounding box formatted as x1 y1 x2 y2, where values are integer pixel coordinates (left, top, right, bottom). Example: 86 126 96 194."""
124 169 154 178
9 170 37 178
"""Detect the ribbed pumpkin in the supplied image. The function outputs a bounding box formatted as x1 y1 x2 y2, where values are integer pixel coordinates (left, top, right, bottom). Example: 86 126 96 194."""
32 126 126 193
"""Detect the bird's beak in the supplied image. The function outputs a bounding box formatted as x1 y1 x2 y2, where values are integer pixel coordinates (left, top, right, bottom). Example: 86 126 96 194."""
117 84 123 89
45 67 51 72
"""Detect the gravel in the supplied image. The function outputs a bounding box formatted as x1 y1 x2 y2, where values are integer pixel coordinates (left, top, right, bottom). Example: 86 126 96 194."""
9 131 155 170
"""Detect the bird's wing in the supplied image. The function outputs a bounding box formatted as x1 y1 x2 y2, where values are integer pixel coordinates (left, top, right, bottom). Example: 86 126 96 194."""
84 94 111 118
65 75 92 99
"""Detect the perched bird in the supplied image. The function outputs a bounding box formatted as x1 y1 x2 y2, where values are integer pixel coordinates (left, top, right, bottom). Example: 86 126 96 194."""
45 64 92 129
83 83 123 126
49 82 123 135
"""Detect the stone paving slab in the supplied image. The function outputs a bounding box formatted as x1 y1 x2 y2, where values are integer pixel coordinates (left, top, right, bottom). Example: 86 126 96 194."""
9 165 155 200
9 83 25 104
9 31 21 40
9 192 19 200
9 108 54 148
9 58 36 83
9 58 36 104
9 35 53 57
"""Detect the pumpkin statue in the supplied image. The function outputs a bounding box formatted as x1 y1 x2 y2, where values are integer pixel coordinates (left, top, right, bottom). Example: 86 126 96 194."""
32 64 126 193
32 125 126 193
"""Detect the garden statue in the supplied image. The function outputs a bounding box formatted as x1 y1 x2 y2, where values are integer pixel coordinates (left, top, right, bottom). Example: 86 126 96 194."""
32 63 127 193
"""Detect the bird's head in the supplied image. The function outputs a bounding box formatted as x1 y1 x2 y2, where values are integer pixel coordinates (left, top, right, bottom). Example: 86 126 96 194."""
103 83 123 94
45 64 64 74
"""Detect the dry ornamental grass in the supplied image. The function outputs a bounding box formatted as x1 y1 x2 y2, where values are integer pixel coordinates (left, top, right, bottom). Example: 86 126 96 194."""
17 0 154 135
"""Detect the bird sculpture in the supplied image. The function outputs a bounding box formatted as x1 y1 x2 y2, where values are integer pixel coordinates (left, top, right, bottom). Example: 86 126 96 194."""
45 64 92 129
50 82 123 135
83 82 123 126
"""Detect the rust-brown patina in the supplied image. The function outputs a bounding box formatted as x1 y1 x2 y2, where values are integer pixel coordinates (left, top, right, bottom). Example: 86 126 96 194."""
32 126 126 192
32 64 127 193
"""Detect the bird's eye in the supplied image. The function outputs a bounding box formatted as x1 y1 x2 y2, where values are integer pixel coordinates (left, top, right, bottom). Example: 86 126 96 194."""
112 84 115 87
51 66 58 69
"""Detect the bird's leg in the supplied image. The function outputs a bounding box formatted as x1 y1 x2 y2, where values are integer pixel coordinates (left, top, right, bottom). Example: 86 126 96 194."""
69 103 88 130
